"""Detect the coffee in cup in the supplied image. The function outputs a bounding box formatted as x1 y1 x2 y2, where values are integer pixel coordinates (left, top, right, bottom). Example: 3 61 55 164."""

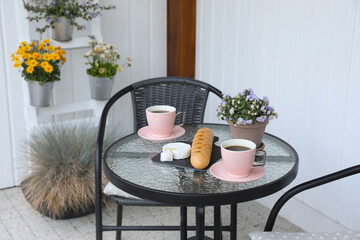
221 139 266 178
146 105 185 137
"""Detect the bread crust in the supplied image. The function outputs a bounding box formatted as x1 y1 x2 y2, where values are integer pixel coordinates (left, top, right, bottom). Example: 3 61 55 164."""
190 128 214 169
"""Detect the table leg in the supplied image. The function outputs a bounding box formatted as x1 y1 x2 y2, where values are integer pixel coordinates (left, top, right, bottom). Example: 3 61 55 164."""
230 204 237 240
214 206 222 240
187 206 212 240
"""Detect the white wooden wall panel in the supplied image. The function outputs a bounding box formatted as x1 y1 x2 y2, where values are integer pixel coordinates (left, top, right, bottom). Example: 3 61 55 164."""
101 0 167 137
149 0 167 77
197 0 360 231
0 3 14 188
0 1 30 188
339 0 360 229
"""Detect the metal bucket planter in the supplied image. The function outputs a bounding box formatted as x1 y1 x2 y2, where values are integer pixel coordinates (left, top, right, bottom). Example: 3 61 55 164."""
27 81 54 107
89 76 114 101
51 17 74 42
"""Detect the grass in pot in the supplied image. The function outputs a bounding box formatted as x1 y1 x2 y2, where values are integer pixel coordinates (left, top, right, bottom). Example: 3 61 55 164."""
21 121 113 219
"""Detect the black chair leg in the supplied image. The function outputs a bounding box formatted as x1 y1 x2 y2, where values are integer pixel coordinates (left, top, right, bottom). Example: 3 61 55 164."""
214 206 222 240
230 204 237 240
180 206 187 240
116 205 123 240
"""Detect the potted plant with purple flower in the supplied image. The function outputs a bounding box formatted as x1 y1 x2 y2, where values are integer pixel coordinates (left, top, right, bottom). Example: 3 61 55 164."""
23 0 116 41
217 88 278 148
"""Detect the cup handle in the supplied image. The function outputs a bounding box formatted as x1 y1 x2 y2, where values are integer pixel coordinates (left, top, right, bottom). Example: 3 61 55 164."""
175 111 186 127
253 150 266 167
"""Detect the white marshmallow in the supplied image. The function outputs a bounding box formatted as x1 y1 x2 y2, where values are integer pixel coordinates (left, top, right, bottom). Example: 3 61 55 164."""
163 142 191 159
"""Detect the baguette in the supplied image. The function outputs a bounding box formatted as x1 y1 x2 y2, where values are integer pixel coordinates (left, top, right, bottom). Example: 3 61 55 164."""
190 128 214 169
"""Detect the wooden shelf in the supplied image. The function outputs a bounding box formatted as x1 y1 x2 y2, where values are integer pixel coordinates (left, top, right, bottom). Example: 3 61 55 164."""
51 34 101 50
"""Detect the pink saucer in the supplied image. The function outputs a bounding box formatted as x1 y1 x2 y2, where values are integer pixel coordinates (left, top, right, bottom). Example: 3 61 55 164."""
210 161 265 182
137 126 185 142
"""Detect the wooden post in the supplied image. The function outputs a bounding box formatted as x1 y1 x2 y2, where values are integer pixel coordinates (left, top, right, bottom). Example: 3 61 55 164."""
167 0 196 78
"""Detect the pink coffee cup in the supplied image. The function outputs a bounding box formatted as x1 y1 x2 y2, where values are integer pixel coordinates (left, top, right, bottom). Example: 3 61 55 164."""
146 105 185 137
221 139 266 178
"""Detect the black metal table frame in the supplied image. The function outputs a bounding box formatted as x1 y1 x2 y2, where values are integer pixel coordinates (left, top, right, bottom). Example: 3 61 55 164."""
102 127 299 240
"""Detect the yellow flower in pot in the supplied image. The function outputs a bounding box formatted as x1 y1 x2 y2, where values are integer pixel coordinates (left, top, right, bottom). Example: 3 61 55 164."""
10 39 67 107
217 89 278 148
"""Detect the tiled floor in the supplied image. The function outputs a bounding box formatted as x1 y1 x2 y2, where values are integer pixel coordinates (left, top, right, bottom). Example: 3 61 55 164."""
0 187 302 240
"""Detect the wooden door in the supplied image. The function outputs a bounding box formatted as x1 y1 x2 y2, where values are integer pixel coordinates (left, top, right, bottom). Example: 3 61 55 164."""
167 0 196 78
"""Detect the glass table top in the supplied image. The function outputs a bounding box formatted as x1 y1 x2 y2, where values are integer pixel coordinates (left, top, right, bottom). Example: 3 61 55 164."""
104 124 298 198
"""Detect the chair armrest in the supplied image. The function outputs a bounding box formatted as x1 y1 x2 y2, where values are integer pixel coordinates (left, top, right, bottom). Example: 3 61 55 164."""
264 164 360 231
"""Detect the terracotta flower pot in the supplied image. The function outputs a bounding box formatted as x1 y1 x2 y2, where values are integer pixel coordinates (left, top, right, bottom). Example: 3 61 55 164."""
227 118 269 148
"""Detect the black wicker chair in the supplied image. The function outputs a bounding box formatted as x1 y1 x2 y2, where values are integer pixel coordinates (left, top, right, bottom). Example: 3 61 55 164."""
249 164 360 240
95 77 222 240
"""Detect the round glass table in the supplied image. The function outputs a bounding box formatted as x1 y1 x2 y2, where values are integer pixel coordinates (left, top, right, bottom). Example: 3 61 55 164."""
103 123 299 240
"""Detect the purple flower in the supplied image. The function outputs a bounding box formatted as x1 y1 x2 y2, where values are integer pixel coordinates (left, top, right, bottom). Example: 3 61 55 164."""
65 10 70 14
93 12 97 18
269 115 274 120
246 119 253 124
52 1 56 5
237 117 243 123
36 26 39 30
82 26 86 30
267 106 272 110
48 19 52 23
263 96 268 100
57 18 61 22
248 88 253 93
267 110 271 115
261 105 266 111
229 117 233 121
82 3 86 7
246 95 251 101
113 6 117 9
256 116 265 123
230 107 235 115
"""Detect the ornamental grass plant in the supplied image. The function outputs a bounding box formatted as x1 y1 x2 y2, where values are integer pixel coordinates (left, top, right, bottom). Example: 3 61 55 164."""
217 88 278 126
21 121 113 219
11 39 66 84
23 0 116 35
84 40 132 78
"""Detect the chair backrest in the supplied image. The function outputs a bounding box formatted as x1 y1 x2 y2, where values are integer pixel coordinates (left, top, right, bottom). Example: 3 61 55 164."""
131 76 222 131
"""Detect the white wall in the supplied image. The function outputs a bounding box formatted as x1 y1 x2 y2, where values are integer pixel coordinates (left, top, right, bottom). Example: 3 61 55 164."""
101 0 167 136
0 0 31 188
197 0 360 232
0 2 14 188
